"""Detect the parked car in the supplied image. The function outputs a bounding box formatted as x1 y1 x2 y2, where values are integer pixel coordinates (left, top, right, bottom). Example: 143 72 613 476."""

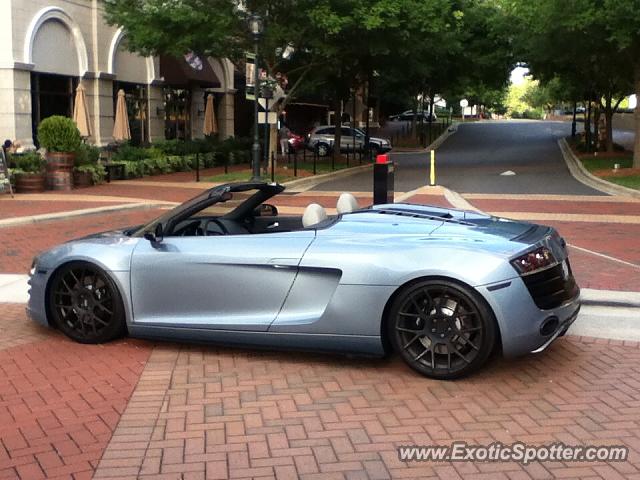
389 110 437 122
306 125 392 157
27 182 581 379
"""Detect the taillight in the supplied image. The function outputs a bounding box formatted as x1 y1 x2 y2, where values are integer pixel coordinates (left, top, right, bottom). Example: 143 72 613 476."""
511 246 556 276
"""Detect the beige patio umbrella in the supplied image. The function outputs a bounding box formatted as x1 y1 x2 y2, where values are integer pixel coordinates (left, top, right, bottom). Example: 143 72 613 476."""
72 84 92 138
203 93 218 136
113 89 131 141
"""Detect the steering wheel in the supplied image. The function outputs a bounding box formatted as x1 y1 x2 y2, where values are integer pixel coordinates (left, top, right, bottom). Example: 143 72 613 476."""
204 218 228 236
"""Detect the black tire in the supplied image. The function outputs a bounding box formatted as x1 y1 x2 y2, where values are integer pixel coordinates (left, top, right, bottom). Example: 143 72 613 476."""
48 261 126 344
315 143 330 157
387 279 496 380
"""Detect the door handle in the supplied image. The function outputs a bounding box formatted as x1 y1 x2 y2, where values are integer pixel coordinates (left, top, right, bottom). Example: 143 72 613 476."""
267 222 279 229
268 258 298 268
271 264 296 270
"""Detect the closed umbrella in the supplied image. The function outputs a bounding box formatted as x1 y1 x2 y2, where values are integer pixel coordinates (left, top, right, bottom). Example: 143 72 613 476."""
113 89 131 142
72 84 92 138
203 93 218 136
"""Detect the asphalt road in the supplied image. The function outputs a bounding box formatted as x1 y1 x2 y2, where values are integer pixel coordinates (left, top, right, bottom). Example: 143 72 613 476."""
313 120 603 195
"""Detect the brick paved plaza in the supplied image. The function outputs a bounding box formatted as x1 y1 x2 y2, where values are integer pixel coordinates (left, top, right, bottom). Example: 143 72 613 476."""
2 175 640 479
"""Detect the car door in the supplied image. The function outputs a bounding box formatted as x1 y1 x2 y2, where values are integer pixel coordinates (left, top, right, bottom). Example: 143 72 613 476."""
129 230 315 331
340 127 358 150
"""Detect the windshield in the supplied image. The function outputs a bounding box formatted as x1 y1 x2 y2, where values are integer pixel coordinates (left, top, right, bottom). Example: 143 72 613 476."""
130 187 225 237
130 183 284 237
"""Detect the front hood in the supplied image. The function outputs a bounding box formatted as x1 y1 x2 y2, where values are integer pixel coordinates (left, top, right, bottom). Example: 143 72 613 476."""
370 136 390 144
75 224 142 241
36 228 140 272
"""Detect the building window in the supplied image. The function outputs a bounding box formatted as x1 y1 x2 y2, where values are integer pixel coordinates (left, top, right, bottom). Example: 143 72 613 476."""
113 81 148 146
31 72 78 147
163 88 191 140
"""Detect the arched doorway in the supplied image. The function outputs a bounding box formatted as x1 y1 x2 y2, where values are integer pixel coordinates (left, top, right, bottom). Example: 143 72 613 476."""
27 12 86 146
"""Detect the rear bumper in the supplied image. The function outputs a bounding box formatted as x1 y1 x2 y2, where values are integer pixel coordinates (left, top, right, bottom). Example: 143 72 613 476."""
478 276 581 358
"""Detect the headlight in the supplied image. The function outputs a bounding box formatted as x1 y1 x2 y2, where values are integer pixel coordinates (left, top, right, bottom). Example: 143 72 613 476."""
511 246 556 276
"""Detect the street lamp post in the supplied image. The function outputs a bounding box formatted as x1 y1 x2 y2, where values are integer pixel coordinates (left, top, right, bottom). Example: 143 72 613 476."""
249 14 264 181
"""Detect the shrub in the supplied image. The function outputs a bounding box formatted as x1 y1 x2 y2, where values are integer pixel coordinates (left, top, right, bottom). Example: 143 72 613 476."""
112 144 150 162
75 164 106 184
75 143 101 166
11 151 46 175
37 116 82 152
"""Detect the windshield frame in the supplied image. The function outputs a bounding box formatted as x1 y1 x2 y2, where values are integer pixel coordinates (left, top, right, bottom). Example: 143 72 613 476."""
130 182 284 237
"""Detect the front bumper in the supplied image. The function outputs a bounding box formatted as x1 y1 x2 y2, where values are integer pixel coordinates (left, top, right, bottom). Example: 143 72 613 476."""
478 275 581 358
26 269 50 327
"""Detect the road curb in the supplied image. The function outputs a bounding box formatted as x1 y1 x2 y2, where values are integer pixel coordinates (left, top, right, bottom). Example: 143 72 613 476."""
0 201 176 228
558 138 640 198
580 288 640 309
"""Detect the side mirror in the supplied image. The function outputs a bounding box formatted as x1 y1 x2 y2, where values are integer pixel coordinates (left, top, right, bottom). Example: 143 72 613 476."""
144 223 164 243
260 204 278 217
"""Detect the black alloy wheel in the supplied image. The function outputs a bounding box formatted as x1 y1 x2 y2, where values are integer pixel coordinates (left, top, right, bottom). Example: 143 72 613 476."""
48 261 125 343
388 279 496 380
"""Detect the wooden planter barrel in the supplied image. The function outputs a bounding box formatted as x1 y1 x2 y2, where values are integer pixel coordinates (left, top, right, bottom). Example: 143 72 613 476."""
73 170 93 188
46 152 75 191
15 173 46 193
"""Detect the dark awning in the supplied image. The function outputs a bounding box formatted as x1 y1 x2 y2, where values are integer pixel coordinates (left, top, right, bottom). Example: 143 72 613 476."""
160 54 220 88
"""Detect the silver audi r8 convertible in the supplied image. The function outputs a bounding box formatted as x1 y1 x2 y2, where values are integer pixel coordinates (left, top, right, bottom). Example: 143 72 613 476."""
27 182 580 379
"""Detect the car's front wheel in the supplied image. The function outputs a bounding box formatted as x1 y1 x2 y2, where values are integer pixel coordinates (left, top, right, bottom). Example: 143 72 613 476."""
388 279 496 380
315 143 330 157
48 261 126 343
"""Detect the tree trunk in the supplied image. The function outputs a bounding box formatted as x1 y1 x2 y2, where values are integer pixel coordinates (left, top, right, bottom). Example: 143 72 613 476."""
333 97 342 165
592 102 600 152
634 62 640 168
604 94 614 153
585 100 592 152
571 101 577 138
411 98 418 138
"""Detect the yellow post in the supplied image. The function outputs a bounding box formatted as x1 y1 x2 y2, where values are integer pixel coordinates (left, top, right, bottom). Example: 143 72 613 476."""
430 150 435 186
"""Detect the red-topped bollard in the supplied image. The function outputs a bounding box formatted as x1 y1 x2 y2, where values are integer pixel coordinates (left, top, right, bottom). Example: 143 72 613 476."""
373 154 394 205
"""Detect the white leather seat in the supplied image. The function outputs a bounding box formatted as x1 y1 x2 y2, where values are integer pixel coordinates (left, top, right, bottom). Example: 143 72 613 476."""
336 193 359 214
302 203 328 228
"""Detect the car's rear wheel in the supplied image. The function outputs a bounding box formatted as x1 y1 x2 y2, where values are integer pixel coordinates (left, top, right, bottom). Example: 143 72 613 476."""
48 261 125 344
388 279 495 380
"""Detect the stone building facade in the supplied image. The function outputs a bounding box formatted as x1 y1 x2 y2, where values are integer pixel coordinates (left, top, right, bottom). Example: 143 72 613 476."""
0 0 235 148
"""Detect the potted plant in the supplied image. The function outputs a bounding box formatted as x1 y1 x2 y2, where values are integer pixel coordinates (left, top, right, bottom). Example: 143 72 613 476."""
73 144 105 187
38 116 82 190
11 151 46 193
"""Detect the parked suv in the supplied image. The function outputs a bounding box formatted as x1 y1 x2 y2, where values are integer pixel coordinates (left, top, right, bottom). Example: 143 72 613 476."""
306 126 392 157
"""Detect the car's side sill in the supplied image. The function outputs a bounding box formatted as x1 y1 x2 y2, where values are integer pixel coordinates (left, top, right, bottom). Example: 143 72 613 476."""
128 325 386 357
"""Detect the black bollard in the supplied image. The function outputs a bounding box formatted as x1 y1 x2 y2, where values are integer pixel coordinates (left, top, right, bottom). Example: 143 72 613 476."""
373 154 394 205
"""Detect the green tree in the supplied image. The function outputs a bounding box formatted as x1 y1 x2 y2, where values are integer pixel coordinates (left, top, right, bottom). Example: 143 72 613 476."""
602 0 640 166
509 0 633 153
